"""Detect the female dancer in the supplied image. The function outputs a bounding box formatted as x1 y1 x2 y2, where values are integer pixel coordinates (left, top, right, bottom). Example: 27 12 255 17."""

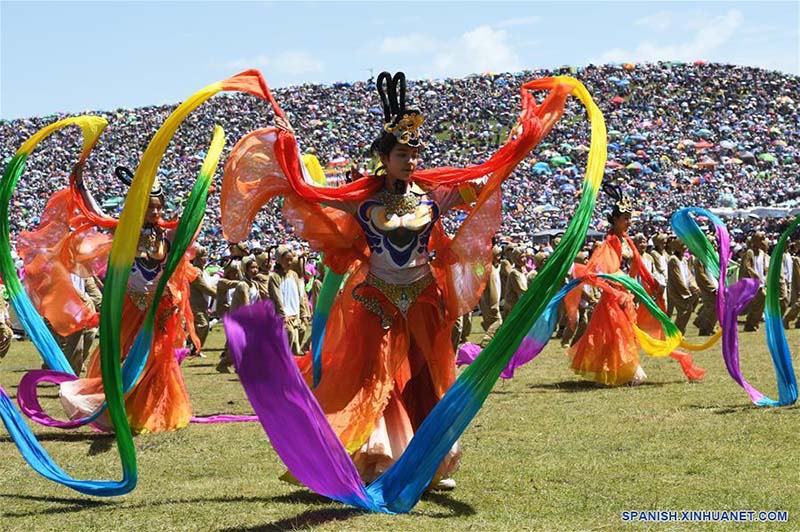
221 71 573 488
567 185 705 386
22 169 199 433
12 70 286 435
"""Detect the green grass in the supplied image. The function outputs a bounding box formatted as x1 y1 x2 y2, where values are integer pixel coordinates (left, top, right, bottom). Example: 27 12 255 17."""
1 322 799 531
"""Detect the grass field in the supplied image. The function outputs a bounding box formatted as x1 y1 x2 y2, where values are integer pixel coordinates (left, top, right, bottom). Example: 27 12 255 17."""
1 321 799 531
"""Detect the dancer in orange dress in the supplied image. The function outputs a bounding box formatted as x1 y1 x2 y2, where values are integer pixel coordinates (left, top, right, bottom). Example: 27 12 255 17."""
222 71 574 488
21 169 198 433
567 184 705 386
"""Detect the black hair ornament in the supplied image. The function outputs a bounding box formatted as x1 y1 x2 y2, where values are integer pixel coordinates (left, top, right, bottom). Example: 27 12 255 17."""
115 165 163 199
603 182 633 220
376 71 424 147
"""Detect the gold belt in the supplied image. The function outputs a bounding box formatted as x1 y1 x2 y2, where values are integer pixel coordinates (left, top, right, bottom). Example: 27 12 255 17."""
353 272 434 329
128 290 154 312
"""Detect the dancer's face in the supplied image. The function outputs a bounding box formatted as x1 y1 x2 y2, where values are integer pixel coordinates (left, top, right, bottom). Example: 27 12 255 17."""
145 197 163 225
613 212 631 235
381 143 419 182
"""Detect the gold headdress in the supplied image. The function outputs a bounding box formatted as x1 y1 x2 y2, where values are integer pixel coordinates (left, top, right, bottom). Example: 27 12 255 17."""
377 71 424 147
603 183 633 219
150 176 163 198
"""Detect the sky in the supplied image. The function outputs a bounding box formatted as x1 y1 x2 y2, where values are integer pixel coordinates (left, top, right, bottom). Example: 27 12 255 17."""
1 1 798 119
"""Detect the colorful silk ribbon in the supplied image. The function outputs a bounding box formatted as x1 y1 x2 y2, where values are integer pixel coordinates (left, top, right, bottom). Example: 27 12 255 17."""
672 208 798 406
0 117 107 375
456 270 700 379
309 266 342 387
0 118 224 494
8 70 289 431
0 70 288 495
14 126 227 429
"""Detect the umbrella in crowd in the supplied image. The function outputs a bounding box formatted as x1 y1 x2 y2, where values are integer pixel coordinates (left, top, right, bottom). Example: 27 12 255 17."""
0 62 797 261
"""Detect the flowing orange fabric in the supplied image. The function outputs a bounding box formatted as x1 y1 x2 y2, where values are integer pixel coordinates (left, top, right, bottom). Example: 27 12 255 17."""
17 189 112 336
613 234 705 380
222 79 573 313
17 184 201 348
25 184 201 432
65 291 193 434
294 275 455 454
19 184 203 431
568 238 638 384
570 281 640 385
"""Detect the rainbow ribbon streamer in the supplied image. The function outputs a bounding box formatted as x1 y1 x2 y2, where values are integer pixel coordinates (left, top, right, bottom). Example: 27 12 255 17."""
5 87 232 427
224 76 608 513
0 117 107 376
0 70 286 494
15 126 226 429
457 271 691 379
0 116 224 494
672 208 798 406
309 266 342 387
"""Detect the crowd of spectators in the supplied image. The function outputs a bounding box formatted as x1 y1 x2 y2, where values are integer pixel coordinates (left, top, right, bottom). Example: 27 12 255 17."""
2 62 797 260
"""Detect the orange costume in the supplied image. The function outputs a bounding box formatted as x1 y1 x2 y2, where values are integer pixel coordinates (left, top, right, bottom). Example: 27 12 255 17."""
59 253 198 434
222 71 574 481
293 184 474 480
18 174 199 433
567 232 705 386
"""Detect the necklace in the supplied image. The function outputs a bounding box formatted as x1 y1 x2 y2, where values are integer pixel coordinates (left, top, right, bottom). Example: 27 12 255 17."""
377 188 420 217
138 226 164 260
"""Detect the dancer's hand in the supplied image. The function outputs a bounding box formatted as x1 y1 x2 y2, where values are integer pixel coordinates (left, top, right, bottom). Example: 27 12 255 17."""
275 116 295 135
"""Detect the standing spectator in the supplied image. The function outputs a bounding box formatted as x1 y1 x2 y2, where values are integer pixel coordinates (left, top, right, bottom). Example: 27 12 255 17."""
58 274 97 375
498 245 514 310
779 244 794 315
667 239 699 335
84 276 103 311
289 249 312 349
267 245 308 356
561 251 597 347
215 259 243 373
693 243 719 336
189 247 216 356
451 311 473 351
477 246 503 347
309 261 324 309
633 233 653 277
231 256 263 308
502 247 528 319
783 241 800 329
740 231 769 331
0 288 13 360
649 233 670 299
254 250 273 298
